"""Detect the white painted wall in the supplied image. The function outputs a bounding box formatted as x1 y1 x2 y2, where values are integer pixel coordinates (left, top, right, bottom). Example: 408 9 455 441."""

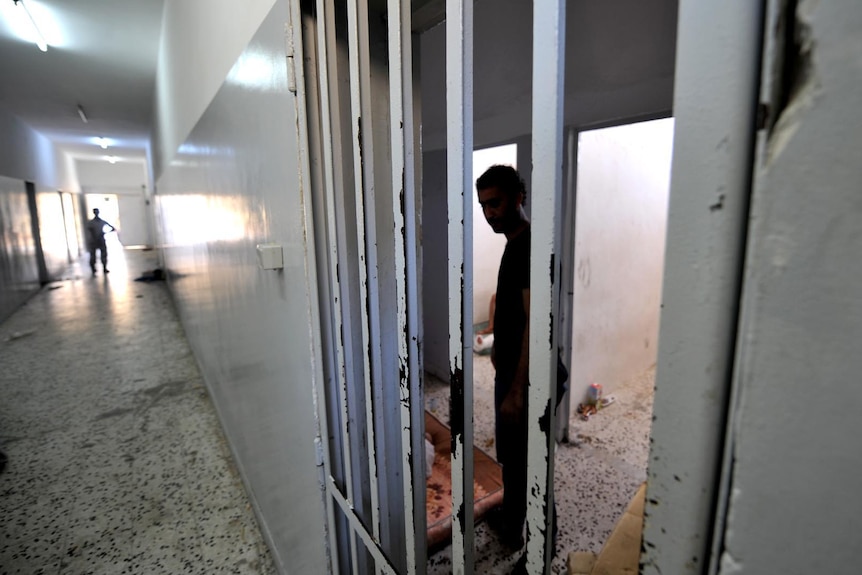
418 0 675 381
472 144 517 326
76 160 148 189
0 107 73 190
717 2 862 573
152 0 276 178
422 136 531 381
78 161 152 246
154 1 327 572
570 119 673 402
420 0 676 152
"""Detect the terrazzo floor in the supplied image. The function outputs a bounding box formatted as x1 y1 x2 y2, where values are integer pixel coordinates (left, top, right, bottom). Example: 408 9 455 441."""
424 353 655 574
0 244 276 575
0 241 655 575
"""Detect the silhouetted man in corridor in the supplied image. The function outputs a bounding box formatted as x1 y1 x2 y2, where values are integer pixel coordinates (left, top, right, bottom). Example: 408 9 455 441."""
86 208 116 276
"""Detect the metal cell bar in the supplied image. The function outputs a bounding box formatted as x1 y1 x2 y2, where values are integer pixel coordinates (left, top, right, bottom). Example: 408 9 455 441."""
314 0 360 572
385 0 425 572
288 3 341 572
346 0 382 546
641 1 765 573
445 0 474 572
329 477 399 575
555 128 578 442
526 0 567 573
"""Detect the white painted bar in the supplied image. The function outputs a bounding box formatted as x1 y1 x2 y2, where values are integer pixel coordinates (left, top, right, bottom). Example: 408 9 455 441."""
641 1 763 573
314 0 360 572
555 128 578 442
527 0 566 573
445 0 475 572
386 0 423 572
346 0 382 544
329 477 399 575
288 3 341 572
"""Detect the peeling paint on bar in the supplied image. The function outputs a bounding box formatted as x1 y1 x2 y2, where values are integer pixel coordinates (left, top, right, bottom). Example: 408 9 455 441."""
346 0 381 544
313 0 361 572
387 0 423 571
447 0 475 571
288 1 342 571
526 0 567 572
329 476 399 575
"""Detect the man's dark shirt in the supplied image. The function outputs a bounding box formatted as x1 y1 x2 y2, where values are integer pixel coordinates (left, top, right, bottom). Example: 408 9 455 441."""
493 226 530 397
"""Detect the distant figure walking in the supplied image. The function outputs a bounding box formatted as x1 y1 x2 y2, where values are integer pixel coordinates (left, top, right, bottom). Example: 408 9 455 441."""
86 208 116 276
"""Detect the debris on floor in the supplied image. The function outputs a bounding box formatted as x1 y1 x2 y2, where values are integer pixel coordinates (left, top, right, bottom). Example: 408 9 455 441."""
4 329 36 342
577 395 616 421
473 332 494 354
134 268 165 282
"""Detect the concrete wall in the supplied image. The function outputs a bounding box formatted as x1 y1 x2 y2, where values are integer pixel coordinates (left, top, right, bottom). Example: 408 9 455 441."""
420 0 676 152
717 1 862 573
0 107 72 190
154 1 327 572
418 0 675 381
76 160 148 190
570 119 673 402
152 0 277 178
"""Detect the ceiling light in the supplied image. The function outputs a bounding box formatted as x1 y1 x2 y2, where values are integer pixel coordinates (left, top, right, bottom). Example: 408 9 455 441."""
13 0 47 52
106 156 119 164
96 137 109 149
77 105 88 124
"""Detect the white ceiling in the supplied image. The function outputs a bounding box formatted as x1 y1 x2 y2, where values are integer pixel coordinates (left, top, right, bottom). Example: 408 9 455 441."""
0 0 164 165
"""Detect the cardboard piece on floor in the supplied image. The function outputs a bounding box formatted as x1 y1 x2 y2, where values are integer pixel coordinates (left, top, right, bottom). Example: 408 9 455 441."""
567 482 646 575
567 551 597 575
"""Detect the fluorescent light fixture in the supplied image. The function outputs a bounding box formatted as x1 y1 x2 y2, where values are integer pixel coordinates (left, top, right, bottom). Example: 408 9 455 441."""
13 0 47 52
96 137 109 149
77 105 88 124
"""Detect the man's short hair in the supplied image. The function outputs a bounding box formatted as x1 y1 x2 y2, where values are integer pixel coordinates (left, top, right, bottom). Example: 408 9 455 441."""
476 164 527 206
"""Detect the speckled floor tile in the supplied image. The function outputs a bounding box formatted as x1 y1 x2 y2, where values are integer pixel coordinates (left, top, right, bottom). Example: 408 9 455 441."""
424 353 655 574
0 248 277 575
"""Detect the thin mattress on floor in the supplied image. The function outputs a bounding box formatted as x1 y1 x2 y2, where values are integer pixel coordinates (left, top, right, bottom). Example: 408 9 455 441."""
425 410 504 551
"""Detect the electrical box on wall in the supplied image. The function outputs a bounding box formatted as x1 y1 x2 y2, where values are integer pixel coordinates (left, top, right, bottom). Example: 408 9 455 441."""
256 243 284 270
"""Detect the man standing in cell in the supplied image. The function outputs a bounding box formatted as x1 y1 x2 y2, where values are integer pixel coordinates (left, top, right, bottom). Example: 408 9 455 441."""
477 165 533 555
86 208 116 276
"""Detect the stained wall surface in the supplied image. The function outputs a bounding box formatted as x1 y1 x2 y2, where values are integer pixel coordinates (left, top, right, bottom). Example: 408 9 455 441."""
154 2 327 572
570 119 673 402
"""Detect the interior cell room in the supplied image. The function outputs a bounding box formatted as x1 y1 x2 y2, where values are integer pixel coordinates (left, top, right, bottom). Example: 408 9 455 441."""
418 0 677 570
420 0 676 387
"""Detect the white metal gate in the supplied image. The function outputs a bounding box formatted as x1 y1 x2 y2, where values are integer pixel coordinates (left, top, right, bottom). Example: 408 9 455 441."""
292 1 566 572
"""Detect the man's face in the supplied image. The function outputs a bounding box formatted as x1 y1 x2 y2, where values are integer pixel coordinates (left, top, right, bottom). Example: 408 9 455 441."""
478 186 519 234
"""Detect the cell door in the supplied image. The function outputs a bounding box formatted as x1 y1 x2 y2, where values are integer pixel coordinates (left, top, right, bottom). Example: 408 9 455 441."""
291 0 566 573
